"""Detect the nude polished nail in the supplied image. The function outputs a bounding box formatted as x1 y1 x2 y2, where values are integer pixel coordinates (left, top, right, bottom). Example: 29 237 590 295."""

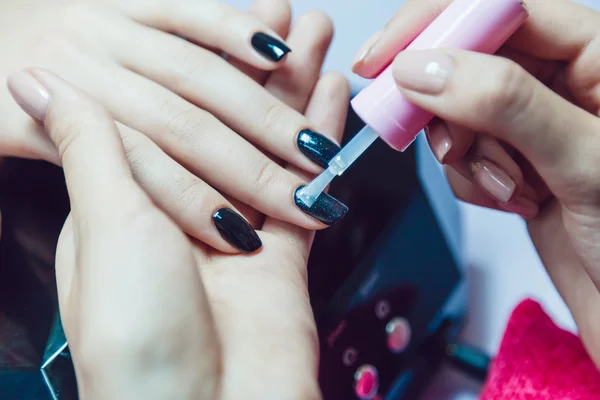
6 71 50 121
471 159 516 203
393 51 454 94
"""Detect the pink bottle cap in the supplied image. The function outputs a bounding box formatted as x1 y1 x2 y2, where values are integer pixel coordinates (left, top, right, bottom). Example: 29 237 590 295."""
351 0 529 151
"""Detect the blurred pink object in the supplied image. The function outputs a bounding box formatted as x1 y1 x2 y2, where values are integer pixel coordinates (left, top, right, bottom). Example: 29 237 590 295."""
481 299 600 399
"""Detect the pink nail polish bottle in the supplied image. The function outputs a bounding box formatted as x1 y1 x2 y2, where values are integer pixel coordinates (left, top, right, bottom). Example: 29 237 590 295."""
297 0 528 207
351 0 529 152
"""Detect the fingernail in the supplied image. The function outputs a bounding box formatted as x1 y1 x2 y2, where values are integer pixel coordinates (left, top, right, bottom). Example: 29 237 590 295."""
212 208 262 253
425 123 452 163
352 30 383 70
6 71 50 121
471 159 516 203
499 197 539 220
251 32 291 62
294 186 348 225
393 50 454 94
297 129 341 169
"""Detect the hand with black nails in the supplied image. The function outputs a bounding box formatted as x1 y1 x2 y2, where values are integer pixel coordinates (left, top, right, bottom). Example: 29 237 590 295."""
354 0 600 367
0 0 348 255
6 58 350 397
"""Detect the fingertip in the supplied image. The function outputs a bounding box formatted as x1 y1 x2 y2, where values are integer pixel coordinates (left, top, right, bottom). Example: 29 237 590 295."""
425 119 452 164
6 69 51 123
296 10 334 52
351 30 384 77
250 31 292 64
249 0 292 38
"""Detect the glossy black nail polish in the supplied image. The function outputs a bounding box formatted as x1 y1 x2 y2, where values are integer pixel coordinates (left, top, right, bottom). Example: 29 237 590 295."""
297 130 342 169
294 186 349 225
251 32 291 62
213 208 262 253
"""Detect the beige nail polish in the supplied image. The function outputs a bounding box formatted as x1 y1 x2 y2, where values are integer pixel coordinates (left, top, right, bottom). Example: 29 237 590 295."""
393 50 454 94
471 159 516 203
6 71 50 121
352 30 383 69
425 123 452 163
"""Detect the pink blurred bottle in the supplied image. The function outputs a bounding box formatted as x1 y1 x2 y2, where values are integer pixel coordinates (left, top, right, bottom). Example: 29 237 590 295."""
350 0 529 151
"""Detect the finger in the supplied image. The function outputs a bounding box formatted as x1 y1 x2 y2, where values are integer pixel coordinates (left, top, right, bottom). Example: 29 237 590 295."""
229 0 292 84
239 10 336 228
455 135 524 204
528 200 600 367
77 64 332 229
118 124 262 254
445 165 539 219
112 22 339 174
425 118 474 164
427 118 531 204
497 48 586 110
11 69 222 385
392 49 600 199
351 0 600 78
264 11 334 112
114 0 291 69
6 68 137 221
263 72 351 252
352 0 448 78
505 0 600 61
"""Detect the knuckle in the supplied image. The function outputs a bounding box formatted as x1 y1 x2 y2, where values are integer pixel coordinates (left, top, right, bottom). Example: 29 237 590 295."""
173 177 212 224
54 2 115 41
34 33 80 59
161 102 213 148
47 100 109 160
167 42 212 88
251 160 281 199
120 132 151 176
260 102 286 134
483 60 533 125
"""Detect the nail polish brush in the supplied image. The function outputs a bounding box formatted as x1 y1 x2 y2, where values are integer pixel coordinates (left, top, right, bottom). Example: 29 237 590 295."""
296 0 529 207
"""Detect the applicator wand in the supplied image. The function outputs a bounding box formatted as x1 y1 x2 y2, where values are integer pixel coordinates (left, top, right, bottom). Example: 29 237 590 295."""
296 0 529 207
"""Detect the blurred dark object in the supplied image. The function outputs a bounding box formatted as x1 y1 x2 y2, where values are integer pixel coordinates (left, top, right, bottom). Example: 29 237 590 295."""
309 104 466 400
0 158 75 400
0 102 467 400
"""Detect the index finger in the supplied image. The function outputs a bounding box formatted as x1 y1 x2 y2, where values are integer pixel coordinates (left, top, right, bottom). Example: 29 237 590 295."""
352 0 599 78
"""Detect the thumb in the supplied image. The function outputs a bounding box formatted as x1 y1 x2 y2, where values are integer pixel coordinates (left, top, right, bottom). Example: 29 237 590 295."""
7 68 140 222
391 49 600 203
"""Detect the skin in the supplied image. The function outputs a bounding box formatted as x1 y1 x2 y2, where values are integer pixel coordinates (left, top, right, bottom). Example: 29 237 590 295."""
0 0 343 254
354 0 600 367
3 0 350 397
7 16 350 400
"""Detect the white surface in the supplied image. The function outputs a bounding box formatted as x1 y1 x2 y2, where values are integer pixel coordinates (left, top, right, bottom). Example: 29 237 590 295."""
227 0 599 355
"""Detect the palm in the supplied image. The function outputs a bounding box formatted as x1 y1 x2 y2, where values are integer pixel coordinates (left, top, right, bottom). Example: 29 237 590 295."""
196 233 319 398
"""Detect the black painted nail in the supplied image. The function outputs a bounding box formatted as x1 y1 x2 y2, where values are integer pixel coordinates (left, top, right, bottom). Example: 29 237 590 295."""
213 208 262 253
294 186 349 225
297 129 342 169
251 32 291 62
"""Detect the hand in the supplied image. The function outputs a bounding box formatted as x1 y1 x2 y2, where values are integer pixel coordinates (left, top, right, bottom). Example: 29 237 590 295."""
0 0 346 254
7 61 348 398
354 0 600 366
